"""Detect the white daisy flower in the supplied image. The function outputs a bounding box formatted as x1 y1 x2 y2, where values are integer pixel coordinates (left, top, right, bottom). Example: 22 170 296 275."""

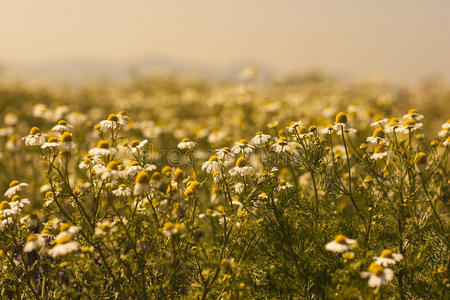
231 139 255 154
325 234 358 253
94 220 117 237
20 213 39 228
320 124 335 136
89 140 117 157
117 111 129 127
271 137 298 154
134 171 150 196
277 180 293 191
414 152 427 172
215 147 234 162
370 116 389 128
370 142 390 160
334 112 357 135
177 137 197 150
398 119 423 135
202 155 221 174
41 136 61 150
250 131 272 146
23 234 45 253
229 157 254 177
366 128 387 144
59 132 77 152
360 262 394 288
48 236 79 257
0 200 19 217
22 127 47 147
287 121 304 133
128 139 148 153
112 184 131 197
373 249 403 267
52 120 73 134
4 180 29 198
126 161 143 176
402 108 424 121
234 183 244 194
99 114 121 130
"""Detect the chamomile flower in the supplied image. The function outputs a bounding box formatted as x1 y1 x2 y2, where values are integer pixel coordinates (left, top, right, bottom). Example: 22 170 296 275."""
334 112 357 134
52 120 73 134
134 171 150 196
384 117 401 134
23 234 45 253
48 236 79 257
99 114 121 130
41 136 60 150
373 249 403 267
399 119 423 134
0 200 18 217
371 142 390 160
366 128 387 144
79 154 95 169
250 131 271 146
229 157 254 177
277 179 293 191
414 152 427 172
117 111 130 127
295 125 313 139
287 121 304 133
325 234 358 253
403 108 424 121
231 139 255 154
320 124 335 135
4 180 28 198
177 137 197 150
215 147 234 161
271 137 298 154
94 220 117 237
129 139 148 153
370 115 389 127
22 127 46 147
112 184 131 197
89 140 117 157
126 160 143 176
20 213 39 227
360 262 394 288
59 132 77 152
202 155 221 174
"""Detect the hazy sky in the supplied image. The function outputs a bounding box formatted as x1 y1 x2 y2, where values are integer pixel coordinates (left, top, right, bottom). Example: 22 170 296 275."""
1 0 450 81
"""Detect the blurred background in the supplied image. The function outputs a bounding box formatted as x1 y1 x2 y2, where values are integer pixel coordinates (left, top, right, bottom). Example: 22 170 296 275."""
1 0 449 83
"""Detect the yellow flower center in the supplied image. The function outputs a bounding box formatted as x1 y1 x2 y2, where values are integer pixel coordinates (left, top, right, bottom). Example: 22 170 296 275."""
174 169 184 181
130 139 140 147
374 142 388 154
297 126 308 134
60 223 71 232
368 262 384 276
388 118 399 127
380 249 393 258
136 171 150 184
48 136 58 143
54 236 72 245
236 157 247 167
107 161 120 170
0 201 11 210
9 180 20 188
335 112 348 124
334 234 347 244
97 140 110 149
208 155 218 162
27 234 38 242
151 172 161 181
408 108 418 115
100 223 112 232
372 128 385 138
57 120 67 125
402 119 417 127
60 132 73 143
238 139 248 145
107 114 118 122
29 127 41 135
414 152 427 165
181 137 191 142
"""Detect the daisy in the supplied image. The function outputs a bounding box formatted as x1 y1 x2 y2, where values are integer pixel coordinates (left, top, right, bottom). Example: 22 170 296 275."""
202 155 221 174
41 136 60 150
126 160 143 176
0 214 13 231
250 131 271 146
48 236 79 257
360 262 394 288
373 249 403 267
129 139 148 153
366 128 387 144
10 195 31 209
320 124 335 135
295 126 313 139
384 117 401 134
89 140 117 157
100 160 123 180
402 108 424 121
334 112 357 134
4 180 28 198
178 137 197 150
23 234 45 253
134 171 150 196
59 132 77 152
229 157 254 177
271 137 298 154
234 183 244 194
287 121 304 133
231 139 255 154
99 114 121 130
325 234 358 253
215 147 234 161
0 200 19 217
399 119 423 135
52 120 72 134
79 154 95 169
112 184 131 197
94 220 117 237
371 142 390 160
277 179 293 191
22 127 46 147
117 111 129 127
370 116 389 128
414 152 427 172
20 213 39 227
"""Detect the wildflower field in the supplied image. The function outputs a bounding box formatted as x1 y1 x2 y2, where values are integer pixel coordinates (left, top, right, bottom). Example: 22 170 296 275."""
0 74 448 299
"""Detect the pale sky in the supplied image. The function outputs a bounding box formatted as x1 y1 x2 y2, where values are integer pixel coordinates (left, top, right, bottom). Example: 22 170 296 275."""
1 0 450 81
